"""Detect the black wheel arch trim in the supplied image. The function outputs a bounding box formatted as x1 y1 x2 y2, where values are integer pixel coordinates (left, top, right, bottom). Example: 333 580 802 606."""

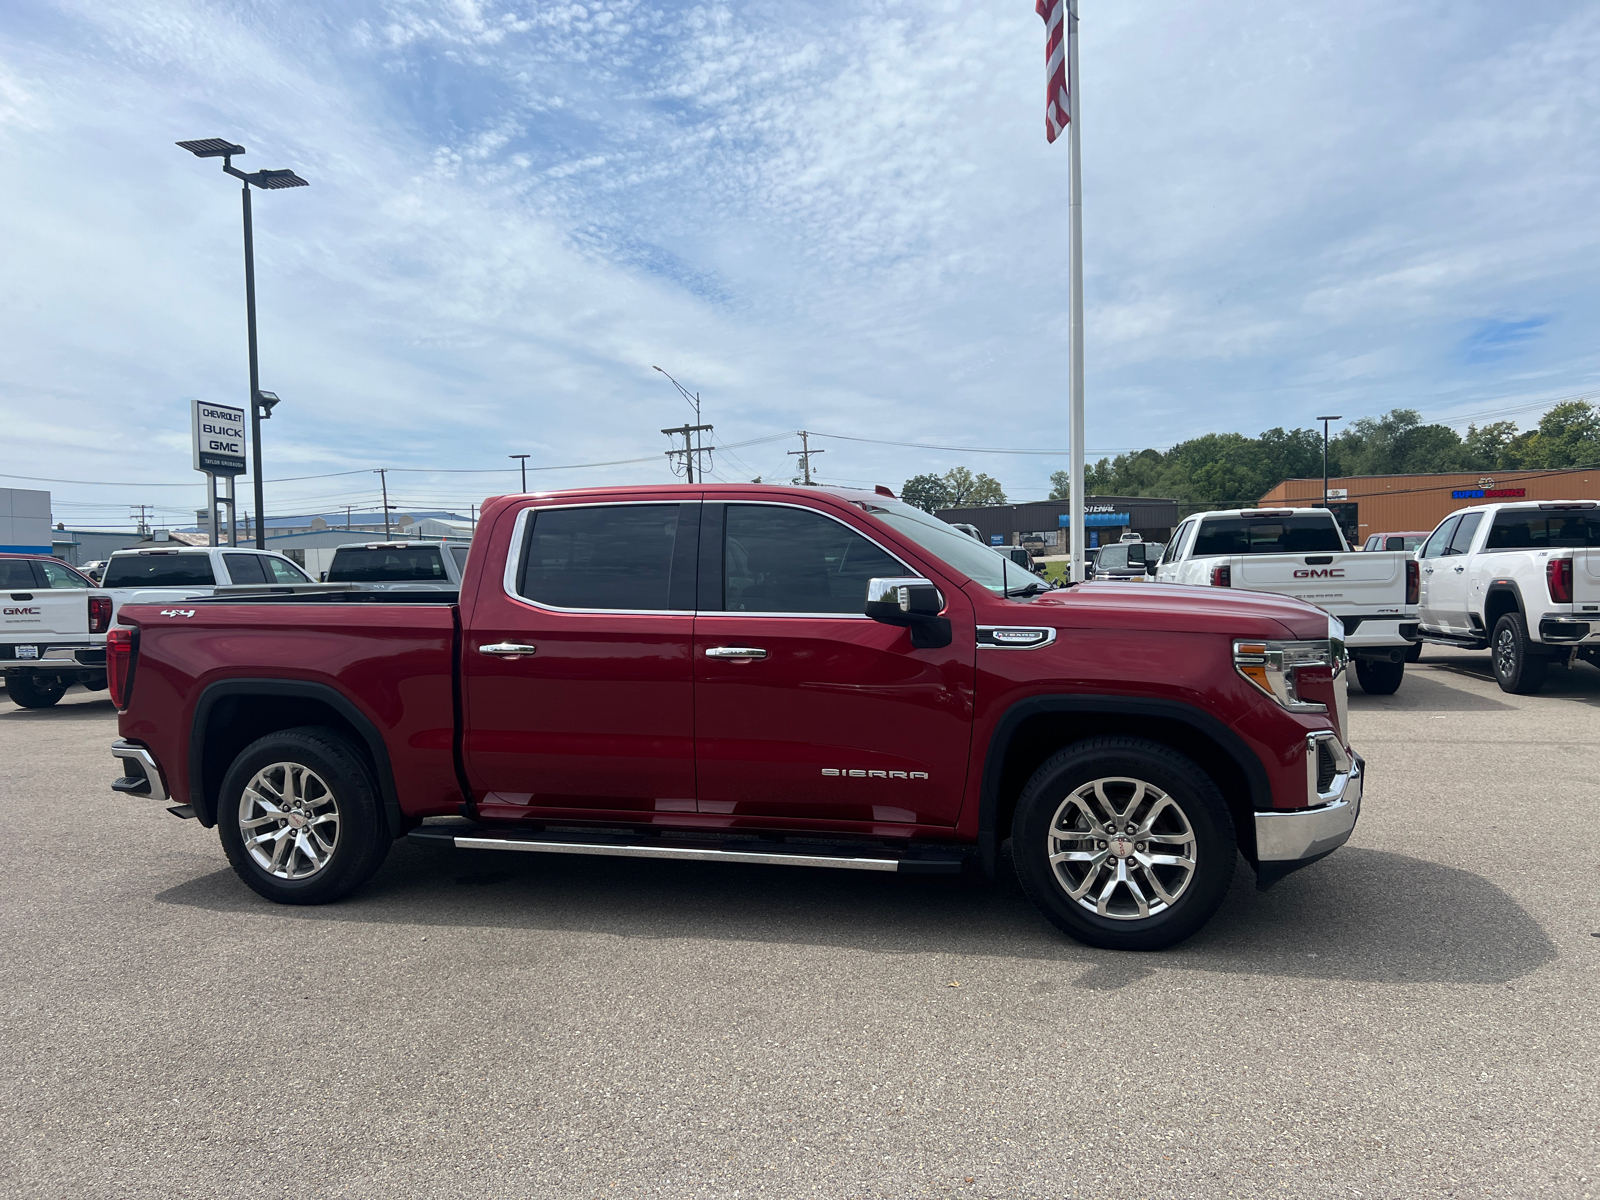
1482 580 1526 621
976 695 1274 877
189 678 405 838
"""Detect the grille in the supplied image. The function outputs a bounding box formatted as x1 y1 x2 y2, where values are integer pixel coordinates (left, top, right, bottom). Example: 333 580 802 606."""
1316 741 1338 794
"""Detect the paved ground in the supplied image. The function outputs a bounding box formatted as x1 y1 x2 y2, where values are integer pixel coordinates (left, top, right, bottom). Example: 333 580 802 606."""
2 648 1597 1199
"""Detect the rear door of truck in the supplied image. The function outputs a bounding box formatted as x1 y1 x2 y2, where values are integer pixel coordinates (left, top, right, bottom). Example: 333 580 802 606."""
1 559 92 662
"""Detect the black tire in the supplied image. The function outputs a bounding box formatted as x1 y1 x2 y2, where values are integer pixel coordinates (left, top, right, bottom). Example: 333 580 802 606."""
1011 737 1235 951
216 727 391 905
5 673 67 708
1354 658 1405 695
1405 641 1422 663
1491 612 1548 695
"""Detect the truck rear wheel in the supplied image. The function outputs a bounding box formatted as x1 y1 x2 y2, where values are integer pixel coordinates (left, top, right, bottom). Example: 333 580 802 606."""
1491 612 1548 695
216 727 391 905
1354 658 1405 695
1011 737 1235 951
5 672 67 708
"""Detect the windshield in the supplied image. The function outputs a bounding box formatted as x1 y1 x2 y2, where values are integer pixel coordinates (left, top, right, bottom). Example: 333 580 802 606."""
862 502 1013 594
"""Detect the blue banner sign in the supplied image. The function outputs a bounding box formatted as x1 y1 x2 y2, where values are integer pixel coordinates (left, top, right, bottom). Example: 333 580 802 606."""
1057 512 1130 527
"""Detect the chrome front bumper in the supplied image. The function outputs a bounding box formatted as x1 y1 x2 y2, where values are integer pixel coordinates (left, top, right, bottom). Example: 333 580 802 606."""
1255 740 1363 863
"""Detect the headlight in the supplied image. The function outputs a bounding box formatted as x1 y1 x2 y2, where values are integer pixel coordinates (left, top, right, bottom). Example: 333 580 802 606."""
1233 639 1338 713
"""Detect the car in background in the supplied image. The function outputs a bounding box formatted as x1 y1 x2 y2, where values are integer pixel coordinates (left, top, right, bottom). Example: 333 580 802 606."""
99 546 314 633
1 553 110 708
1362 532 1429 552
79 560 109 583
1089 540 1165 581
1020 532 1050 556
323 540 469 590
948 522 984 542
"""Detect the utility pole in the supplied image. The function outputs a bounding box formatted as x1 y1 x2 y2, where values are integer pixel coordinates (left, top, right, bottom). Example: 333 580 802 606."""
129 505 152 537
509 454 529 493
787 430 825 485
1317 415 1342 508
376 468 394 538
661 423 714 483
343 505 353 531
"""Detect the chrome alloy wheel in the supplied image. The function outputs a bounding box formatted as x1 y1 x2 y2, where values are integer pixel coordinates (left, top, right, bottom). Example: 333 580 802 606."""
238 762 340 881
1045 777 1197 920
1494 627 1517 678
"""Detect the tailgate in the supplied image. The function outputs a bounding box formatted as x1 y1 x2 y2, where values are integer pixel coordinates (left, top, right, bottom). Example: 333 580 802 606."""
1575 549 1600 610
1 590 90 643
1234 551 1406 614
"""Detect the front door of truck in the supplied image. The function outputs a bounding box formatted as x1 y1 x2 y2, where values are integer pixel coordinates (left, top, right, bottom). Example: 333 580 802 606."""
1420 513 1480 632
1416 515 1460 630
692 502 975 829
462 501 701 823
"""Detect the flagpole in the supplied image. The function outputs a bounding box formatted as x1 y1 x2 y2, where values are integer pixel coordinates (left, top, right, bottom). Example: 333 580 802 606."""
1066 0 1086 582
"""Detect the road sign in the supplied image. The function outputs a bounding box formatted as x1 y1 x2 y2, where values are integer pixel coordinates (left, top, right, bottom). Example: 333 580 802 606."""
192 400 247 475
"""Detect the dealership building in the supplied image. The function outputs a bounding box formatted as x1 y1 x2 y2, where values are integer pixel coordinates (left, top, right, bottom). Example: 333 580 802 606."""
1258 466 1600 543
936 496 1181 550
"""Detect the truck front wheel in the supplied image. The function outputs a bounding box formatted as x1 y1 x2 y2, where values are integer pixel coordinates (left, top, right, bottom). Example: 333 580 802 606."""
5 672 67 708
1354 658 1405 695
1011 738 1235 951
216 727 391 905
1491 612 1548 695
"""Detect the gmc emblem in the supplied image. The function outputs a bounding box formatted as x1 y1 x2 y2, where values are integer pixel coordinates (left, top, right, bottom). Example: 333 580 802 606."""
1294 568 1346 579
4 607 41 615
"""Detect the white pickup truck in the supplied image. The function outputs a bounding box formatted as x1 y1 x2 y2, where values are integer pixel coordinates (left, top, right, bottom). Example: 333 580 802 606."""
99 545 312 623
1 553 112 707
323 540 470 590
1152 507 1419 694
1415 499 1600 693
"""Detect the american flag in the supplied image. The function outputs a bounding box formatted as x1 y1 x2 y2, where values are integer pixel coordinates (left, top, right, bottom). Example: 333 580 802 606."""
1036 0 1069 143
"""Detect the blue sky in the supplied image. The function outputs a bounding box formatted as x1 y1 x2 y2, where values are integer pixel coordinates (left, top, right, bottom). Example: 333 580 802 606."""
2 0 1598 527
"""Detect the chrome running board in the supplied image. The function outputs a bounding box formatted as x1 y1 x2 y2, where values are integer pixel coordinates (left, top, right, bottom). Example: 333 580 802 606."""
406 824 964 875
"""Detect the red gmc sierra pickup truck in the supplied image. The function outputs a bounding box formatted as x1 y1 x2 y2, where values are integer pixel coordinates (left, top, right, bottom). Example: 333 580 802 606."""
107 485 1363 951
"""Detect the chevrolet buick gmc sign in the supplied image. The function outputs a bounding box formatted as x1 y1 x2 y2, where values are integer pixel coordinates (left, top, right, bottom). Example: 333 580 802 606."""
191 400 247 475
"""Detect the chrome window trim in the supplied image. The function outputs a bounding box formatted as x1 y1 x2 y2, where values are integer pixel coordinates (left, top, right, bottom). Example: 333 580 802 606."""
502 500 698 617
499 497 916 618
976 625 1058 650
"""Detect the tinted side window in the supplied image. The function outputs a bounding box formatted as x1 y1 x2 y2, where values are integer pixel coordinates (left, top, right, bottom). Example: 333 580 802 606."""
1484 510 1600 550
0 561 40 588
101 555 216 587
1098 546 1127 570
1161 524 1189 564
449 545 470 573
518 505 683 610
1420 516 1460 559
721 505 902 614
224 553 269 584
38 561 89 588
1445 512 1483 556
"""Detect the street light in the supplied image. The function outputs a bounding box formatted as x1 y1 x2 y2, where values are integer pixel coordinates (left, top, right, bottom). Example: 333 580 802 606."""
509 454 530 493
1316 415 1343 508
177 138 309 548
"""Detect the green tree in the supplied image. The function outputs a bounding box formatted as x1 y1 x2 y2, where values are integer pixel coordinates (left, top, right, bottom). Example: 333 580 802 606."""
1517 400 1600 468
1464 420 1520 469
901 473 953 513
942 466 1006 506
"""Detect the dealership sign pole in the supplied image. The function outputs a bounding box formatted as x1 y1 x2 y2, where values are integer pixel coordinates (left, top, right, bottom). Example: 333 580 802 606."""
192 399 247 547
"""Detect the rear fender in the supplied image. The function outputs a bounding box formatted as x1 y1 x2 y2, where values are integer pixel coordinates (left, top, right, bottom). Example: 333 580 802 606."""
189 679 404 837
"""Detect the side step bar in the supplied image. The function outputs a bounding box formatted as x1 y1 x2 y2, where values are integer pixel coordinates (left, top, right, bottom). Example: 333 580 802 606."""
406 824 966 875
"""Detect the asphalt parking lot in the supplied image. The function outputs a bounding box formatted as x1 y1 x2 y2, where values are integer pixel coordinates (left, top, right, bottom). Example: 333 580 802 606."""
2 647 1597 1199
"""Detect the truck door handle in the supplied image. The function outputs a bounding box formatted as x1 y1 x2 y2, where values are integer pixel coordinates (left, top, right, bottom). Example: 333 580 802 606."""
1423 567 1433 575
705 646 768 661
1453 566 1465 573
479 643 538 658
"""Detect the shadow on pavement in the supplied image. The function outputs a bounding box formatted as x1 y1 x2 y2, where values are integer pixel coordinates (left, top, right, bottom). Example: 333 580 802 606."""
1347 668 1516 712
0 695 118 721
1426 655 1600 703
155 840 1555 986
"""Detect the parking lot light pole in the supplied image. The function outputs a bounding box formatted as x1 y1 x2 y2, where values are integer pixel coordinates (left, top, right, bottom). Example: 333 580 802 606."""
176 139 308 547
1317 415 1342 507
510 455 530 493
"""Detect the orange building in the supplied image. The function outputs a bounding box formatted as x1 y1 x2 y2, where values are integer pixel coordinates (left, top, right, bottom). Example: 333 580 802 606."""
1258 467 1600 543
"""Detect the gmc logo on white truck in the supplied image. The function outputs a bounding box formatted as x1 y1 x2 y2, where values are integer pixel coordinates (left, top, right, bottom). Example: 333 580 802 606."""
1294 568 1346 579
4 606 42 615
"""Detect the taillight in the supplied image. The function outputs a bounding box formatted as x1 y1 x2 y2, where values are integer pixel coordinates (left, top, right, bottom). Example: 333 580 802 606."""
1210 564 1231 587
107 627 137 709
88 595 112 634
1405 559 1419 605
1547 557 1573 604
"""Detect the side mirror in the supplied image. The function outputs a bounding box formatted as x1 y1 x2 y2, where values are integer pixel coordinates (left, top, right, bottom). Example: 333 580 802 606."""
1145 559 1159 574
864 577 952 649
